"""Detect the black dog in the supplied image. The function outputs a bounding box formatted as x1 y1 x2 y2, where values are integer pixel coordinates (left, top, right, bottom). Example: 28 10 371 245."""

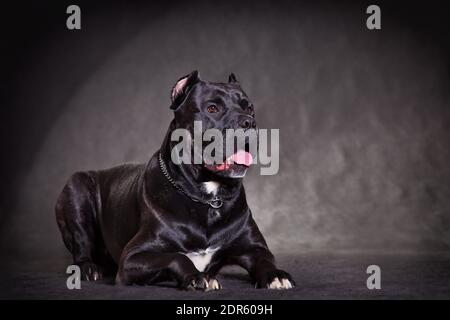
55 71 294 290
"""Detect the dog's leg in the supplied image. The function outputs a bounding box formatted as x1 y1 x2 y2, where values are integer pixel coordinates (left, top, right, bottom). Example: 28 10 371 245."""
202 253 232 290
116 250 214 290
230 214 295 289
233 247 295 289
55 171 103 281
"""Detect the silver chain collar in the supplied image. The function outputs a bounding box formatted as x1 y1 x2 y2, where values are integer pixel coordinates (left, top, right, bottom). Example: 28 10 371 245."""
158 152 223 209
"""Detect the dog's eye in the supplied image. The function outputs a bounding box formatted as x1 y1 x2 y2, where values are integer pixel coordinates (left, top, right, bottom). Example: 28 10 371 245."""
207 105 219 113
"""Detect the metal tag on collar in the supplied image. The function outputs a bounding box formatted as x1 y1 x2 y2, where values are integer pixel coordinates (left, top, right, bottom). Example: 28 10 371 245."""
208 197 223 209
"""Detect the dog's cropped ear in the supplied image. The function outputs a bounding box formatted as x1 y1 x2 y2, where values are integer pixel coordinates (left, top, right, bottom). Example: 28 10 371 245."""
170 70 200 110
228 73 238 84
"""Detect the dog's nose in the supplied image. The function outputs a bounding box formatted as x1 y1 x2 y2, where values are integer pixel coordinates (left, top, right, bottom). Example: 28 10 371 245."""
240 117 256 130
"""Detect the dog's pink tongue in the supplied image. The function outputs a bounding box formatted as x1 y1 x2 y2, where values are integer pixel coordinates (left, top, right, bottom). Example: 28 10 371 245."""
229 150 253 167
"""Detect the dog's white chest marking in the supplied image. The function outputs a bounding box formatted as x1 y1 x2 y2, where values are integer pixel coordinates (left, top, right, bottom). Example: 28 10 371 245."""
182 247 220 272
203 181 220 196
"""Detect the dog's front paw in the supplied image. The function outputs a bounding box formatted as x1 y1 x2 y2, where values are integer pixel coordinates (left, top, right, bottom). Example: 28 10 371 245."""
183 273 222 291
206 277 222 291
79 262 102 281
255 269 295 290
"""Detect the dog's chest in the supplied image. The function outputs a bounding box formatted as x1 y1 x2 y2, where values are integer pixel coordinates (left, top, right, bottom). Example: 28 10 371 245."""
181 247 220 272
179 182 224 272
203 181 220 195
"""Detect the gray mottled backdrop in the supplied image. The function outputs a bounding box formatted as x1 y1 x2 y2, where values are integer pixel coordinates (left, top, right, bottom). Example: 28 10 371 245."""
1 0 450 264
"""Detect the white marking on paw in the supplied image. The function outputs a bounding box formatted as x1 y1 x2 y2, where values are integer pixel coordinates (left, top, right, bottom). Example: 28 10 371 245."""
268 277 282 289
281 278 293 289
207 279 221 290
203 181 220 195
268 277 293 290
182 247 220 272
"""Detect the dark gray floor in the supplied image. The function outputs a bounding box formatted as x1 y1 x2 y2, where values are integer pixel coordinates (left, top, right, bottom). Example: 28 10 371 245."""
1 252 450 299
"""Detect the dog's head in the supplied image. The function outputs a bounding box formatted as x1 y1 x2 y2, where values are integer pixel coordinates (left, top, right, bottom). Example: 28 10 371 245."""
169 71 257 178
